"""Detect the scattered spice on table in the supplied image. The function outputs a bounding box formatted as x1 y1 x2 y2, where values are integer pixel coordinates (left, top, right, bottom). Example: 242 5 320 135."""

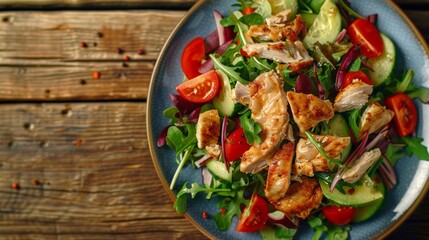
32 179 40 185
75 138 83 147
137 48 146 55
80 41 88 48
202 211 208 219
123 55 130 61
117 48 124 54
12 183 20 190
92 71 101 79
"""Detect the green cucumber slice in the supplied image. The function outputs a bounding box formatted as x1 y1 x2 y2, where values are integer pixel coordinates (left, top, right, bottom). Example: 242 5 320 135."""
367 33 396 86
213 70 235 116
319 175 384 207
205 159 232 182
353 174 386 222
303 0 342 47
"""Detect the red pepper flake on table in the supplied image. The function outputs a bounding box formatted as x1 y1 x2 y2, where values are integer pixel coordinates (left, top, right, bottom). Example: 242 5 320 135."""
92 71 101 80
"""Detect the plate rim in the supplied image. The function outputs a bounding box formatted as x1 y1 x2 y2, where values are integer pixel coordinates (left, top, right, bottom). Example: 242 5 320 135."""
147 0 429 239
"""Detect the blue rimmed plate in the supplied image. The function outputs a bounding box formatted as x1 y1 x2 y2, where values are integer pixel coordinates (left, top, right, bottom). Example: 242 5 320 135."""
147 0 429 239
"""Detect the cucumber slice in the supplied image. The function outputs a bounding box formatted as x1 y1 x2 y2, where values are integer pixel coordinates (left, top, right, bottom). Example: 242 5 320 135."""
320 114 352 162
213 70 235 116
367 34 396 86
267 0 298 17
205 159 232 182
301 12 317 28
319 175 384 207
353 174 386 222
303 0 342 47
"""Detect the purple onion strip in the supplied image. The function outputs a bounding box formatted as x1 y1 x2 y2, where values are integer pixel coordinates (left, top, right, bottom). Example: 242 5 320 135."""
201 167 213 186
195 154 212 168
335 46 361 90
336 29 347 42
157 125 170 147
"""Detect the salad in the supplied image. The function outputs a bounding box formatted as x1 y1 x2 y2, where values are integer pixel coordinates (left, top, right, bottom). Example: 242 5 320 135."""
157 0 429 239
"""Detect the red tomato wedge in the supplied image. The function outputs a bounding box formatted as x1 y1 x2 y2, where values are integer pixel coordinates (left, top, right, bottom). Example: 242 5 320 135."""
348 18 383 58
176 70 221 103
342 70 373 89
243 6 255 16
225 128 251 162
181 37 205 79
385 93 417 136
237 194 268 232
322 205 355 226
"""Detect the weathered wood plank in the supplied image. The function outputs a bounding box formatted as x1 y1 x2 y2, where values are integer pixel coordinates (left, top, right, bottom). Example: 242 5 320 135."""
0 0 196 9
0 102 203 239
0 10 184 101
0 11 184 61
0 102 426 239
0 62 153 101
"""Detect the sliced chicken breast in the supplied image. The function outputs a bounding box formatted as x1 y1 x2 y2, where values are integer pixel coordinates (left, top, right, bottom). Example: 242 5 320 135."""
196 109 220 153
334 81 373 112
265 142 295 202
241 41 313 73
358 102 394 140
295 134 351 177
342 148 381 183
248 12 304 42
287 92 334 135
240 71 289 173
232 81 250 105
271 176 323 219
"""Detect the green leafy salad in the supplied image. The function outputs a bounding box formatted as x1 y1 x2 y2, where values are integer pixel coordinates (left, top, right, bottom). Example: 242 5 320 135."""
157 0 429 239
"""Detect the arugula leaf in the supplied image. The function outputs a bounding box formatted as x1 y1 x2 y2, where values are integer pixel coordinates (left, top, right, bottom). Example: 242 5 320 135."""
211 54 249 85
240 12 264 26
307 217 328 240
259 225 297 240
326 226 350 240
166 123 197 155
239 110 262 144
402 136 429 160
385 144 406 165
348 108 362 139
163 106 180 124
213 189 249 231
307 216 350 240
317 64 334 99
396 69 414 93
174 182 232 213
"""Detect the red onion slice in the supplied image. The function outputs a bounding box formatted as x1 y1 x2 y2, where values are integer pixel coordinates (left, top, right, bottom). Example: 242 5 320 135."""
335 45 361 90
213 10 234 46
202 167 213 186
195 154 212 168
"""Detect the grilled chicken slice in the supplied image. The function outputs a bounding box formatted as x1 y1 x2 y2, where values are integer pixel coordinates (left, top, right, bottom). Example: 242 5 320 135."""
334 81 373 112
295 134 350 177
358 102 394 140
342 148 381 183
196 109 220 156
248 12 304 42
287 92 334 135
232 81 250 105
242 41 313 73
240 71 289 173
271 176 323 219
265 142 295 202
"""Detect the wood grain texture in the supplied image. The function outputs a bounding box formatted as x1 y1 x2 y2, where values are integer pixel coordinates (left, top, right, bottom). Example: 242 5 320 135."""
0 10 184 100
0 102 201 239
0 0 196 9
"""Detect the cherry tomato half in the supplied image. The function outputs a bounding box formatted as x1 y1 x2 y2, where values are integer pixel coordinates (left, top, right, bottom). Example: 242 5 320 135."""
237 194 268 232
176 70 221 103
181 37 205 79
348 18 383 58
385 93 417 136
243 7 255 16
342 70 373 89
322 205 355 226
225 128 251 162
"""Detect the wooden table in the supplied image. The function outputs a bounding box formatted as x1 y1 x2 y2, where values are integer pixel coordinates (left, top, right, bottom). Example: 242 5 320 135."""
0 0 427 239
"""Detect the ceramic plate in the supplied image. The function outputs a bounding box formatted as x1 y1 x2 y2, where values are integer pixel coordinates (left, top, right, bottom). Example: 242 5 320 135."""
148 0 429 239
